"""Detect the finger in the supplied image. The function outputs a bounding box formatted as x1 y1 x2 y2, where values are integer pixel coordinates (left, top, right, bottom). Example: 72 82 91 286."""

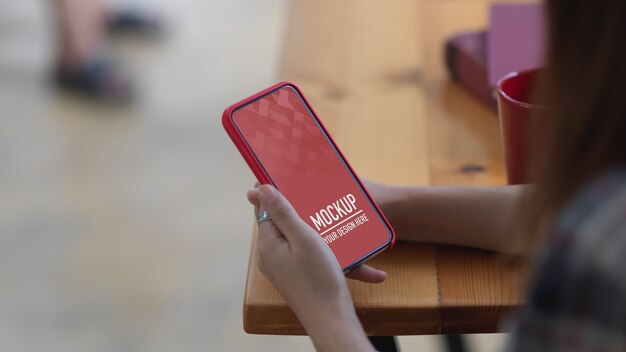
247 189 261 216
253 188 288 243
345 264 387 283
256 223 285 270
257 185 308 240
256 202 287 243
254 182 260 188
247 188 261 206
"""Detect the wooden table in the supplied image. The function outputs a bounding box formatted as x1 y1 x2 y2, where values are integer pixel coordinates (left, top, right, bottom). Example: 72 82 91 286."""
244 0 528 336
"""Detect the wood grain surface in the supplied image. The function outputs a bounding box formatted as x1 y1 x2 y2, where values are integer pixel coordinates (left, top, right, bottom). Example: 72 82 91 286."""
244 0 531 335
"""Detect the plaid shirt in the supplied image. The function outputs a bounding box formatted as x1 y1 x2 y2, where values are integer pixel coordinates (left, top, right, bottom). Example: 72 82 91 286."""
504 167 626 352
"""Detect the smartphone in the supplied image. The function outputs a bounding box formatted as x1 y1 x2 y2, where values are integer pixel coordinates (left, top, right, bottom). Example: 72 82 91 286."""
223 82 395 271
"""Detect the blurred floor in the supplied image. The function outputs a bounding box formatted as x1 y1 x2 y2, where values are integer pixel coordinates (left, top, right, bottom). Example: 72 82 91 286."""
0 0 505 351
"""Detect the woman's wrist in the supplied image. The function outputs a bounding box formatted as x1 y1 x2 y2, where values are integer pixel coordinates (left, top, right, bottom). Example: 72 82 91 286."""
377 185 423 241
296 290 374 352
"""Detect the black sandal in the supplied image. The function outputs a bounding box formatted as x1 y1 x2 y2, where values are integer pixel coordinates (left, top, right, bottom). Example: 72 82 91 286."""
55 57 133 105
106 9 164 37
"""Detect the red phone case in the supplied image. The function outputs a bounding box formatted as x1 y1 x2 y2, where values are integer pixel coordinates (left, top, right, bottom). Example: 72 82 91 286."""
222 82 395 271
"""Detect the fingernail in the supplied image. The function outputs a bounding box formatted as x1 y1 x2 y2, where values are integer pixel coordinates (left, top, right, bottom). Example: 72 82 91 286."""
258 185 277 202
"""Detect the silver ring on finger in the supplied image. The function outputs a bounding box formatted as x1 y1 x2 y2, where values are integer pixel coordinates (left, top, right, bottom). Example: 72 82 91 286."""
257 211 271 224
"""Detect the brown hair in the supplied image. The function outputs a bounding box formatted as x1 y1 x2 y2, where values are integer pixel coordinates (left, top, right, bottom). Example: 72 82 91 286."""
526 0 626 236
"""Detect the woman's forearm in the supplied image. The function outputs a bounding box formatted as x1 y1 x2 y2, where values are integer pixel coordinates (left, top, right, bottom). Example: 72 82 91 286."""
378 184 529 255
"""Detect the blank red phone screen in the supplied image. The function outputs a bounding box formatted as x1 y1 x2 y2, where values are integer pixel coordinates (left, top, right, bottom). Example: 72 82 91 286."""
231 86 392 269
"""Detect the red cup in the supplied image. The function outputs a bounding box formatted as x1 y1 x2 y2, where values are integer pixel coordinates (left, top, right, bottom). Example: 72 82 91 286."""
496 68 545 184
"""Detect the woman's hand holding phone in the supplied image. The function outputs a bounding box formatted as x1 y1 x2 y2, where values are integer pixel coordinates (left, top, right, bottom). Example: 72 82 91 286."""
246 184 383 352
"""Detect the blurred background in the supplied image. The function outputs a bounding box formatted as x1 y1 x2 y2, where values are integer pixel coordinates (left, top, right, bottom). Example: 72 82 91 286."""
0 0 511 350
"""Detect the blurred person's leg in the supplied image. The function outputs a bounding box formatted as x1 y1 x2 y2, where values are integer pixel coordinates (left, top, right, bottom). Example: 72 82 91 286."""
53 0 132 103
56 0 105 69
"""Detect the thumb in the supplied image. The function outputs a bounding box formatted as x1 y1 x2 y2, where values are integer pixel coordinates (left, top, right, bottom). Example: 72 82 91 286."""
257 185 309 239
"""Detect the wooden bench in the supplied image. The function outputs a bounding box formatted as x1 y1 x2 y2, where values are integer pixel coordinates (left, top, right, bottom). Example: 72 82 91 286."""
243 0 527 336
